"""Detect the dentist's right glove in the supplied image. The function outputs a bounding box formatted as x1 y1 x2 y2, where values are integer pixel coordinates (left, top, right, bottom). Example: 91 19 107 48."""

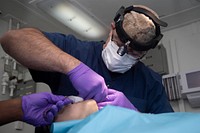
97 89 138 111
67 63 108 102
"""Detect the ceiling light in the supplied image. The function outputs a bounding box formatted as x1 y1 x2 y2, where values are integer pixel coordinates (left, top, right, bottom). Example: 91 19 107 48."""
37 0 107 39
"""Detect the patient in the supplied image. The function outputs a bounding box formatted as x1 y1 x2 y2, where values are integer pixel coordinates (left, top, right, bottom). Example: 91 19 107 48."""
42 97 200 133
54 99 99 122
40 98 98 133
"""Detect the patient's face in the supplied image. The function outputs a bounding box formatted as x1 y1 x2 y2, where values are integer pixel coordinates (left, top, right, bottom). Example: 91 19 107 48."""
54 99 98 122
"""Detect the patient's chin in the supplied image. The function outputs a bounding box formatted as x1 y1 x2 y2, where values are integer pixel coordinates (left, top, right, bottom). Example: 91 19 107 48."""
54 99 98 122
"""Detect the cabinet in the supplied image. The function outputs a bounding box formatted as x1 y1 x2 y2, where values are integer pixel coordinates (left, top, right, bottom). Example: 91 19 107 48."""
141 44 169 75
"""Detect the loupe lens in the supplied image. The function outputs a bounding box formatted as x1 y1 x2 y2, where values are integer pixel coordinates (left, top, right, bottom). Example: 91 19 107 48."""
117 46 126 56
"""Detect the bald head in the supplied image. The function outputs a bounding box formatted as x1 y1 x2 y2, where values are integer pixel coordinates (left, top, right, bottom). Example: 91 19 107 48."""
123 5 158 44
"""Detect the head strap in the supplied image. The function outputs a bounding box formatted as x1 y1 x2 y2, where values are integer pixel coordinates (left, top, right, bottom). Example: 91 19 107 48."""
114 6 167 51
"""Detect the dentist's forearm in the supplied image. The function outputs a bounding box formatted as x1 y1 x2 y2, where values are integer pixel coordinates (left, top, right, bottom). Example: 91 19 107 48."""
0 28 80 74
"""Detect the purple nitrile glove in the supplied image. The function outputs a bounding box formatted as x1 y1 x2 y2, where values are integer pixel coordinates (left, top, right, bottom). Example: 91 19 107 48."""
22 92 72 127
67 63 108 102
97 89 138 111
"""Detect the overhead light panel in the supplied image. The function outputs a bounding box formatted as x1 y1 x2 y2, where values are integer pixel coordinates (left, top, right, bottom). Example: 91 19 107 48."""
37 0 107 39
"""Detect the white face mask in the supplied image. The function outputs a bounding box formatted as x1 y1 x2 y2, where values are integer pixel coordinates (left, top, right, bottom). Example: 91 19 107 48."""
102 39 138 73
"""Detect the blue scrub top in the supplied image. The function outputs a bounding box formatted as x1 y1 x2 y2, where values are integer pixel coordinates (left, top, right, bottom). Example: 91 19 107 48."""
29 32 173 114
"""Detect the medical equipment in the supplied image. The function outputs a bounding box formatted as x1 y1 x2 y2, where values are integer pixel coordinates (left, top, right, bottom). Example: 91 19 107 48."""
12 59 17 70
9 77 17 97
179 69 200 107
162 69 200 107
1 72 9 95
114 6 167 56
4 54 10 65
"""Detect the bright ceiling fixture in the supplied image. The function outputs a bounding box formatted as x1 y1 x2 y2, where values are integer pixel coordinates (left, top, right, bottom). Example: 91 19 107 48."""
37 0 107 39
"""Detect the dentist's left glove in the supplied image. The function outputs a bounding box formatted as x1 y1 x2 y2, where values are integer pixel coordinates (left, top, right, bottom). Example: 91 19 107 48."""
22 92 72 127
97 89 138 111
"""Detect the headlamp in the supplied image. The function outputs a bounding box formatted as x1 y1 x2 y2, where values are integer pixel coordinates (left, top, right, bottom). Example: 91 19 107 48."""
114 6 168 56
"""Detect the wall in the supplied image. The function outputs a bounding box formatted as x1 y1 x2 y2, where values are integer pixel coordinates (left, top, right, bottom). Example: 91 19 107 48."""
162 20 200 112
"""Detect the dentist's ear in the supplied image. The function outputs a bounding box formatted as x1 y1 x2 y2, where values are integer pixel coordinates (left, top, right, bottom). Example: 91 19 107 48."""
103 23 115 48
111 22 116 29
109 22 116 38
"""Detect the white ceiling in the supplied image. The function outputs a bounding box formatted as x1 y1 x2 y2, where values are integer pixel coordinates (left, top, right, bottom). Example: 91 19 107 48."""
0 0 200 40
